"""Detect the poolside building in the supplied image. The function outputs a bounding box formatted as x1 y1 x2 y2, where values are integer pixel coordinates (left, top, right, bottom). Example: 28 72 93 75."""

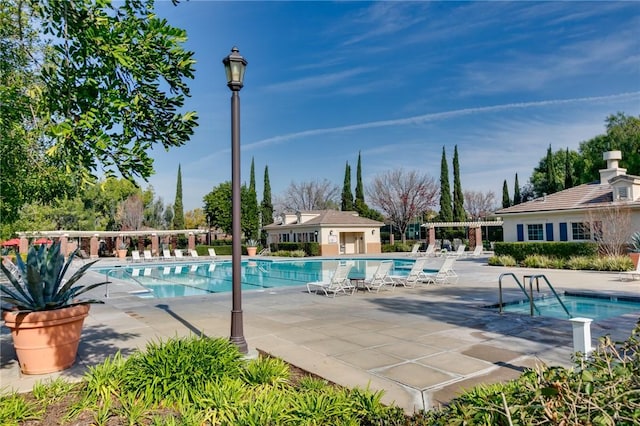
495 151 640 243
263 210 384 255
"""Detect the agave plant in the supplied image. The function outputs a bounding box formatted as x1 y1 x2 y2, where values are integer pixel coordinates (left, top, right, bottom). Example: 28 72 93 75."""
0 241 108 312
630 231 640 253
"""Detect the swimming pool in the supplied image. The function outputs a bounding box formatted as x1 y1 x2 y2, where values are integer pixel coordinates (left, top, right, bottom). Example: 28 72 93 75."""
496 292 640 321
95 258 427 298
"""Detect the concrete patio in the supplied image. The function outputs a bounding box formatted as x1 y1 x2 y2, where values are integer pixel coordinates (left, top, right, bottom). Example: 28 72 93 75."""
2 255 638 414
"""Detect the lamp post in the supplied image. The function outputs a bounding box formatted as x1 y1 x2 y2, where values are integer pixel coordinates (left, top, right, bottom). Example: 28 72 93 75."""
223 46 248 353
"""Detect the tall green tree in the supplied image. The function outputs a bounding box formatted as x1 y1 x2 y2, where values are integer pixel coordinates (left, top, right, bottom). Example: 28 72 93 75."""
452 145 465 222
438 147 453 222
172 164 184 229
564 148 574 189
261 166 273 226
513 173 522 205
246 158 259 239
545 144 561 194
1 0 198 225
502 180 511 208
355 151 365 211
341 162 354 211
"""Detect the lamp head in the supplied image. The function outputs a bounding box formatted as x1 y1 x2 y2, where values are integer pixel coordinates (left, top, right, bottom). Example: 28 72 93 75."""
222 46 247 91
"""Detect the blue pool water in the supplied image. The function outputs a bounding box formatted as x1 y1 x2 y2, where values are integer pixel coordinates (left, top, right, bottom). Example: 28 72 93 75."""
499 293 640 321
95 258 430 299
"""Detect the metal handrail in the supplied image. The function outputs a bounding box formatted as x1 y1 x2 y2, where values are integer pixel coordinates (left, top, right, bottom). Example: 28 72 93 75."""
527 274 572 318
498 272 541 316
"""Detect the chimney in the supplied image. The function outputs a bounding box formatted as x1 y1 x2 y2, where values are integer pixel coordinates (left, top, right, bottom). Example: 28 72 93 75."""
599 151 626 184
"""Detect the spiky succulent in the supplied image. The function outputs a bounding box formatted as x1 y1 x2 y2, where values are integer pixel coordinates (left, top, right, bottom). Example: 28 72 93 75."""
0 242 108 312
631 232 640 253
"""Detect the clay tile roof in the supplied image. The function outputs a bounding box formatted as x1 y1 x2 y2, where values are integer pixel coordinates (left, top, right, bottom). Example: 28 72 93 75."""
495 183 616 215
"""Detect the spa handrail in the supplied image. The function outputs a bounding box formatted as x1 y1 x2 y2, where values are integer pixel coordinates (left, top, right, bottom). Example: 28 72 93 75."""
498 272 541 316
527 274 572 318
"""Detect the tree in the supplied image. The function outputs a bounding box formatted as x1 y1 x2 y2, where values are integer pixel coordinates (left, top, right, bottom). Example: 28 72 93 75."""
545 144 561 194
185 208 206 229
355 151 365 210
277 179 340 211
530 147 579 197
513 173 522 205
367 169 439 244
172 165 185 230
261 165 274 226
564 148 574 189
117 194 144 231
438 147 453 222
163 204 174 229
203 182 258 237
246 158 260 240
341 162 354 211
502 180 511 208
0 0 198 225
587 205 634 257
463 190 497 220
452 146 465 222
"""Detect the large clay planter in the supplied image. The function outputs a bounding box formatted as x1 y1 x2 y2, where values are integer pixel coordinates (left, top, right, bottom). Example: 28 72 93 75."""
631 253 640 269
246 246 257 256
117 249 127 259
2 304 90 374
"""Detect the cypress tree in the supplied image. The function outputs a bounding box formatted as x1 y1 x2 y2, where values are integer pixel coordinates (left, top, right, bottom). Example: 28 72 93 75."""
513 173 521 205
545 144 558 194
341 162 354 211
502 179 511 208
260 166 274 243
452 145 465 222
172 164 184 229
355 151 366 214
439 146 453 222
247 158 259 240
564 148 574 189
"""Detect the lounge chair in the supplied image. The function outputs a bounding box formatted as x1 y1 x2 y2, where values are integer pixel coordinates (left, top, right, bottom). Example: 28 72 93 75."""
174 249 184 260
407 243 421 256
463 245 483 258
258 247 270 256
445 244 466 258
619 261 640 281
363 260 395 292
307 263 354 297
208 248 217 258
390 258 430 288
190 249 199 258
420 243 436 257
143 250 155 262
422 256 459 284
131 251 142 263
163 249 174 261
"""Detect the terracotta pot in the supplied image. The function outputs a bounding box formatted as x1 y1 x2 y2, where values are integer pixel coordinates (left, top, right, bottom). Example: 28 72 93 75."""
246 246 257 256
631 252 640 269
117 249 127 259
2 304 90 374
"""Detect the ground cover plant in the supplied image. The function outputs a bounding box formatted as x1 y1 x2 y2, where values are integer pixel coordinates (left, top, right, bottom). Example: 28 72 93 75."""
1 324 638 425
489 254 633 272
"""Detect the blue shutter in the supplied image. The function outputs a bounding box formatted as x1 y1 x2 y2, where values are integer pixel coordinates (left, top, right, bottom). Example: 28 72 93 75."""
559 223 568 241
545 223 554 241
516 224 524 241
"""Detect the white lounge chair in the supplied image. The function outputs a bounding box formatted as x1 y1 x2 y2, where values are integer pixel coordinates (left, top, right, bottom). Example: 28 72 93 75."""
390 258 430 288
131 251 142 263
163 249 174 261
190 249 199 258
143 250 155 262
407 243 421 256
364 260 395 292
446 244 466 258
307 264 354 297
420 243 436 257
174 249 184 260
208 248 217 258
464 245 483 258
422 256 459 284
619 261 640 281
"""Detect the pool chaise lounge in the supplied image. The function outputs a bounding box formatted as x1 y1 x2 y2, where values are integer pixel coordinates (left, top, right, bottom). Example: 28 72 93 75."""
363 260 395 292
389 258 430 288
307 263 354 297
421 256 459 284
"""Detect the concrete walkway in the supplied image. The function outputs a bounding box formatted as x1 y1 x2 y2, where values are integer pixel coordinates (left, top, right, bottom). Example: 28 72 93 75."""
2 255 639 414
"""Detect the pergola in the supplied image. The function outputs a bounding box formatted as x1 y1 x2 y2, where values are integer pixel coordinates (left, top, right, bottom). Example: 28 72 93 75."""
15 229 208 258
421 220 504 248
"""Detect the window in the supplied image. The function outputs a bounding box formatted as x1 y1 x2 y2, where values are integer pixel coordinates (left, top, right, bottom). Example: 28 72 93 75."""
571 222 591 240
527 224 544 241
618 187 629 200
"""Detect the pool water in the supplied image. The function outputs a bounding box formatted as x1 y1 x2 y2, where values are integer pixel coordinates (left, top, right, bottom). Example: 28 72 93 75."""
95 258 427 299
499 293 640 321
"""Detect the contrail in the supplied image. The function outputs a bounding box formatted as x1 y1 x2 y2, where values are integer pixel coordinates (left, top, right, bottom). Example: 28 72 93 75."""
246 91 640 149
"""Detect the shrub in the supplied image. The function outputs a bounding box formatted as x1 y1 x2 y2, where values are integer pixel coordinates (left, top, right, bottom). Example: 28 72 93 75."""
522 254 554 268
488 255 517 266
494 242 598 262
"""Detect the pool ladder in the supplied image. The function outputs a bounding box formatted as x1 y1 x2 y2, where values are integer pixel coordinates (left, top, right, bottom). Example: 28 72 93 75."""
498 273 572 318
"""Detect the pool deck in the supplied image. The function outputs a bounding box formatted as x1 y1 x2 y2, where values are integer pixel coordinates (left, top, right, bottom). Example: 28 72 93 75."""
2 254 639 414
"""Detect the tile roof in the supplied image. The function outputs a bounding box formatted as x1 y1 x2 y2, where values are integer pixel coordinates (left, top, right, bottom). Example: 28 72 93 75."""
494 182 636 215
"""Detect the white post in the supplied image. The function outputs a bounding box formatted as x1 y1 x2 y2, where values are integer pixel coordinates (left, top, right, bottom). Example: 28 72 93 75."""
569 317 593 358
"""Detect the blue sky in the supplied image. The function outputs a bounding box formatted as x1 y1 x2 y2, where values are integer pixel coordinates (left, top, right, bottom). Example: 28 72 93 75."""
147 1 640 212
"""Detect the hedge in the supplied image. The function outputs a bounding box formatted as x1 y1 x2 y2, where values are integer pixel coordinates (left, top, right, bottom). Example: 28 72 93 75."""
493 242 598 262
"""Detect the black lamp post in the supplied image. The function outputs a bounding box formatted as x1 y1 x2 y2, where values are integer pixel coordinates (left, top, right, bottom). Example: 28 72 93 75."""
223 46 248 353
